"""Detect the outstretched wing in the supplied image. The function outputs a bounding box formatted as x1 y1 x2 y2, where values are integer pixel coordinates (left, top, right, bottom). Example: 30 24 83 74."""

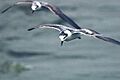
1 0 32 13
43 3 81 29
79 28 120 45
27 24 72 32
79 28 100 36
95 35 120 46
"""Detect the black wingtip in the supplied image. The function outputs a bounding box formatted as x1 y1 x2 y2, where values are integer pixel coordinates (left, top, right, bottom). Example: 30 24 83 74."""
95 35 120 46
1 10 5 14
1 6 13 14
27 28 35 31
1 9 8 14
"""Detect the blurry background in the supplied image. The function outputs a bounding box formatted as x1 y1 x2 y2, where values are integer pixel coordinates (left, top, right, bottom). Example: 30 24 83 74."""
0 0 120 80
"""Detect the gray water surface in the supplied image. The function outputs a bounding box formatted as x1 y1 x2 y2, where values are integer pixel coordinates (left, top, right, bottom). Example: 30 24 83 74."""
0 0 120 80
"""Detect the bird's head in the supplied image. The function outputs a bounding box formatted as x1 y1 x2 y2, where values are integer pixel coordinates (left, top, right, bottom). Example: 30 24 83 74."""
31 1 42 13
59 30 72 41
59 30 72 46
31 1 48 13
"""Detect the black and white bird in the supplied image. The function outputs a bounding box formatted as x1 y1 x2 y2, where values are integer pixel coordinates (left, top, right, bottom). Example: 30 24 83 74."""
1 0 81 29
2 1 120 46
27 24 120 46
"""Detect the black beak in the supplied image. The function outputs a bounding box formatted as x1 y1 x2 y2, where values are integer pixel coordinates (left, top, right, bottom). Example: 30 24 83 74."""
78 37 81 39
32 10 35 13
61 41 64 46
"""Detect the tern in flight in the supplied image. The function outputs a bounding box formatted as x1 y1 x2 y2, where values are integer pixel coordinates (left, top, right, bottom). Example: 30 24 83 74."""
1 0 81 29
2 1 120 46
27 24 120 46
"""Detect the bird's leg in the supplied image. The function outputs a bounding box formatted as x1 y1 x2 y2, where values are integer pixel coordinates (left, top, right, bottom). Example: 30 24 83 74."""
61 41 64 46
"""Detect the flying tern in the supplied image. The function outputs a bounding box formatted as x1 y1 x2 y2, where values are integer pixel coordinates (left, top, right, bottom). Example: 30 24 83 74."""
27 24 120 46
1 0 81 29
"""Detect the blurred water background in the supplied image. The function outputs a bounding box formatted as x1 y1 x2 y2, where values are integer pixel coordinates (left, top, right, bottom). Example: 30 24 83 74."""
0 0 120 80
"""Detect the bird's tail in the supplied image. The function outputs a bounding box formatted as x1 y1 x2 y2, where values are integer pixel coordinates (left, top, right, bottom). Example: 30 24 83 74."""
95 35 120 46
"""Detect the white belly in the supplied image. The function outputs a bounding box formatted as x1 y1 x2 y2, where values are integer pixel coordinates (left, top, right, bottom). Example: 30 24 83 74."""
65 33 81 41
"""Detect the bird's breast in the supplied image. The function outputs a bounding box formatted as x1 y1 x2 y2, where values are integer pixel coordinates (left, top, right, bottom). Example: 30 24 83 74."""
65 33 81 41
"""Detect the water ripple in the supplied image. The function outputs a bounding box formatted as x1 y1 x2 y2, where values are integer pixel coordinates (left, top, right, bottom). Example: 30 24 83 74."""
53 55 99 60
7 50 53 58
